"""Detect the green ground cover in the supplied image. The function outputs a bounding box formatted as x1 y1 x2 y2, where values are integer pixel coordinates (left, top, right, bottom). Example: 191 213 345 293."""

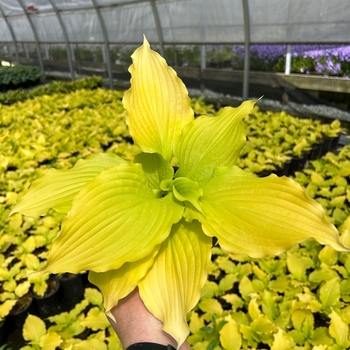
0 81 349 349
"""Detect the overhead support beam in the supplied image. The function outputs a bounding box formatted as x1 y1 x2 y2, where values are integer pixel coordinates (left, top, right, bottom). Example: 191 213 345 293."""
48 0 75 80
241 0 250 100
91 0 114 90
149 0 164 57
17 0 44 72
0 4 20 64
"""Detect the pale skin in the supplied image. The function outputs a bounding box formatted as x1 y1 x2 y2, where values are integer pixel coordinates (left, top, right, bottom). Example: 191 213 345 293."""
108 288 191 350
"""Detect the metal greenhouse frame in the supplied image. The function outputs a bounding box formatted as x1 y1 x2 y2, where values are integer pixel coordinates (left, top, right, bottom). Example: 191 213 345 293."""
0 0 349 99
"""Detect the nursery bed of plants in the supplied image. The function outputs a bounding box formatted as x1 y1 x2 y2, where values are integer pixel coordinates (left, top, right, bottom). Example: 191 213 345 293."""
0 65 43 93
0 79 350 349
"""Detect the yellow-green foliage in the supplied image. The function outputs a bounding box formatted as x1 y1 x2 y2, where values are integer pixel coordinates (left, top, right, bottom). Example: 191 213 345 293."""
0 86 140 339
1 87 350 349
238 108 343 174
0 87 138 173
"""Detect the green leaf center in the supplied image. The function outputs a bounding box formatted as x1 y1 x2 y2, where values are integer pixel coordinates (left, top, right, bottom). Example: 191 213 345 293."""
160 176 203 212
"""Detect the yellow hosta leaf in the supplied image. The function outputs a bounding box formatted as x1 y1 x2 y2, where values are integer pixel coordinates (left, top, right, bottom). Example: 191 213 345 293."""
33 163 183 275
11 152 125 217
250 315 277 334
23 314 46 342
106 330 123 350
271 328 295 350
3 279 16 292
192 341 210 350
71 338 108 350
21 236 37 253
0 155 8 169
311 345 328 350
0 299 16 319
219 316 242 350
185 166 348 258
291 309 314 331
84 288 103 307
319 278 340 309
15 280 31 297
25 254 41 271
139 219 212 347
39 332 63 350
287 252 309 281
89 247 158 316
123 37 193 161
198 298 223 315
174 100 256 184
189 312 205 335
172 177 203 212
134 152 174 191
329 309 350 348
80 307 110 331
248 298 261 320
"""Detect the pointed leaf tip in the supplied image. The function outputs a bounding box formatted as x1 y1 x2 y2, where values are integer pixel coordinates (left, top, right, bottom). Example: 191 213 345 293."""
124 38 194 161
10 153 125 217
142 35 150 46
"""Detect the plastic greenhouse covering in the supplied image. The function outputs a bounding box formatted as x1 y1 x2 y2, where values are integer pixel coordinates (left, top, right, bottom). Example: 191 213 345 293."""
0 0 350 99
1 0 350 45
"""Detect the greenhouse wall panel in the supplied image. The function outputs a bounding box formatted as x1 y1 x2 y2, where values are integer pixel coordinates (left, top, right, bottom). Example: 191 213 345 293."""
96 0 137 5
8 17 34 42
21 0 52 12
61 11 104 42
249 0 289 43
158 0 245 43
0 43 17 58
287 0 350 43
102 4 158 44
0 0 23 16
32 14 65 42
289 23 350 44
54 0 93 10
0 19 12 42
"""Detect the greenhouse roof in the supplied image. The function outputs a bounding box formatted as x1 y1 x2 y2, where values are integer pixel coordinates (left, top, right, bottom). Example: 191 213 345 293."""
0 0 349 46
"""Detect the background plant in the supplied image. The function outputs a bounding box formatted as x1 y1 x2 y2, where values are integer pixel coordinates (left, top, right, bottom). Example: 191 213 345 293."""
0 75 103 105
0 65 42 87
168 44 350 77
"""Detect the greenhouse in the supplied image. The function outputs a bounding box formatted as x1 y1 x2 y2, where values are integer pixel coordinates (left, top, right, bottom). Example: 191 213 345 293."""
1 1 350 349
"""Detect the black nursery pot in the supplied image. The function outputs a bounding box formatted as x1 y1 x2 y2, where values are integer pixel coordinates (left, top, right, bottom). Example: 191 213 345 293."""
33 275 61 318
7 293 37 328
59 273 84 309
0 319 5 344
320 137 333 155
289 154 308 174
274 160 291 177
311 139 326 160
330 134 341 151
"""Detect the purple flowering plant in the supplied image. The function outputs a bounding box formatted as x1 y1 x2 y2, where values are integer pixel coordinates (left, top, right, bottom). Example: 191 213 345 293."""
169 43 350 78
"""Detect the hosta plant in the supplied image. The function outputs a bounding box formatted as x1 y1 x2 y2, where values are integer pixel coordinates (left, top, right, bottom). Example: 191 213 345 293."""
293 146 350 228
11 38 349 347
0 255 31 322
238 108 344 175
20 288 121 350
